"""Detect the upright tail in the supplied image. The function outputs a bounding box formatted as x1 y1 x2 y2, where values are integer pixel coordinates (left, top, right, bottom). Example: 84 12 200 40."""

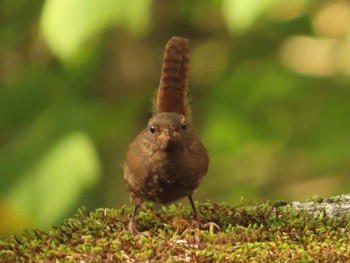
155 36 191 121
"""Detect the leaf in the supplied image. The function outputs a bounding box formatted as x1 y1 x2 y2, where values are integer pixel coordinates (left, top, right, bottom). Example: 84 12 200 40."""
222 0 277 32
7 131 100 226
40 0 152 61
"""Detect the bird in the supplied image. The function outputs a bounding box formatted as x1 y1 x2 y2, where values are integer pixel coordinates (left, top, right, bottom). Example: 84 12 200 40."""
123 36 211 234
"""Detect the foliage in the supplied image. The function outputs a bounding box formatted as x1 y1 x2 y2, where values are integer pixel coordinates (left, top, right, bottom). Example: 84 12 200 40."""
1 201 349 262
41 0 151 61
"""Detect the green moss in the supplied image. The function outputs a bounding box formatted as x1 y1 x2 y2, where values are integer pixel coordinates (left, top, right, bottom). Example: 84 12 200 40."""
0 200 349 262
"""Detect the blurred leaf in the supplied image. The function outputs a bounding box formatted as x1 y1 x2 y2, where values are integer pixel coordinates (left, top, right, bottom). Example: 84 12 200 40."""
40 0 152 61
7 131 100 226
222 0 278 32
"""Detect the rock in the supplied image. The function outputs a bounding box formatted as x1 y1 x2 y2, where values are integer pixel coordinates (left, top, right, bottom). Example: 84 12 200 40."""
289 194 350 218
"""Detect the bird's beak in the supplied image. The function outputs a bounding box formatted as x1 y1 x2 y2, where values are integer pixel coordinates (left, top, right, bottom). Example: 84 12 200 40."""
158 128 179 143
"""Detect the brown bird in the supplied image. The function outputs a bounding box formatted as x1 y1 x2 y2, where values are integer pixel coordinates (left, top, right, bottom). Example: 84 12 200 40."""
123 36 209 234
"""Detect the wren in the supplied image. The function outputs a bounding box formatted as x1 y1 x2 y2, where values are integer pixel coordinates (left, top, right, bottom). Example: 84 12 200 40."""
123 36 209 234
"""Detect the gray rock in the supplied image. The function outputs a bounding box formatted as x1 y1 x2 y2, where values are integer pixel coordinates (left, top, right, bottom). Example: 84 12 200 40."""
289 194 350 218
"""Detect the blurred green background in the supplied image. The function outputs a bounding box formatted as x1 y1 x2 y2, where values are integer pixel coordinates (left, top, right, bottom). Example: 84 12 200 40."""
1 0 349 238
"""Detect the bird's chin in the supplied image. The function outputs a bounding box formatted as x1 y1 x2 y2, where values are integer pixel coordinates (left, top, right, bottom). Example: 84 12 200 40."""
158 139 178 152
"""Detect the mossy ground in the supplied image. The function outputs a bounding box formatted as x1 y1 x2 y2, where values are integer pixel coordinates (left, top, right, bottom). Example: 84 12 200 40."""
0 200 349 262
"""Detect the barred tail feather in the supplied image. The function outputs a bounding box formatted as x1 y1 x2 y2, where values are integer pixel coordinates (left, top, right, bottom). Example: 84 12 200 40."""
156 36 191 121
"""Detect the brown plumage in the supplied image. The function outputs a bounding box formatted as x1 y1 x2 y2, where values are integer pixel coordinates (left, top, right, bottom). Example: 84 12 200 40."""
156 36 191 121
123 36 209 234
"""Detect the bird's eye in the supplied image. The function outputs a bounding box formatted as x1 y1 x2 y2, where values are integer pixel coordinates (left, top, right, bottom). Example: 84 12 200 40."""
149 126 155 134
181 122 187 130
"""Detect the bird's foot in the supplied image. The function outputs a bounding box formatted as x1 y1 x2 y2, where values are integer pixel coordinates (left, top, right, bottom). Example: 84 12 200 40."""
128 221 150 237
192 216 220 231
199 221 220 231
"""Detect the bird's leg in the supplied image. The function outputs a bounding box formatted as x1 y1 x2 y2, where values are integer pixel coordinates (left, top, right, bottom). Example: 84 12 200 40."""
188 195 220 231
128 205 140 235
188 195 199 222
